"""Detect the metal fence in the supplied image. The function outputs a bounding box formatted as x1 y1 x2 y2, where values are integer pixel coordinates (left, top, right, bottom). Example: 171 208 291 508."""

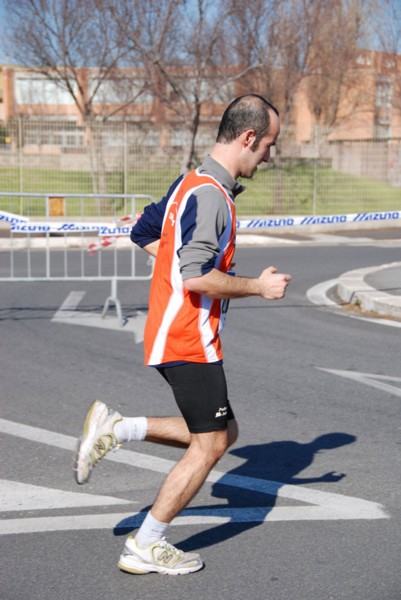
0 192 154 323
0 119 400 217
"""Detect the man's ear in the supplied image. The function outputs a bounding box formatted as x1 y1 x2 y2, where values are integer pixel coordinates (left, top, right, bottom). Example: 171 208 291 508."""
241 129 256 148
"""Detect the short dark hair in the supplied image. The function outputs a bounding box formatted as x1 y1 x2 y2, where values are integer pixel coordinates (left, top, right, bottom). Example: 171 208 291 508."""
216 94 279 146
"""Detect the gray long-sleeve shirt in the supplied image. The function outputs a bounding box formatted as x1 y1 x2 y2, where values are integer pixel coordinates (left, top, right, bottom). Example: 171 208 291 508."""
131 156 244 279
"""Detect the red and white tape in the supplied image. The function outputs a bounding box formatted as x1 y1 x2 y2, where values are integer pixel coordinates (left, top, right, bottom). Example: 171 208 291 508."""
87 236 118 255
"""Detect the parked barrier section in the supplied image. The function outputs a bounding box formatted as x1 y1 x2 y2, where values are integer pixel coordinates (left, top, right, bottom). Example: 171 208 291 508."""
0 192 155 323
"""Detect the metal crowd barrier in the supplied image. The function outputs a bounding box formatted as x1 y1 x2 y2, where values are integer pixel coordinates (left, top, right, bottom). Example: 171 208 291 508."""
0 192 155 324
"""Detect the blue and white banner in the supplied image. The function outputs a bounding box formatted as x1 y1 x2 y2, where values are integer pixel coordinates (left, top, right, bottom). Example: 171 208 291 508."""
3 208 400 236
0 209 29 225
10 221 131 236
236 211 401 229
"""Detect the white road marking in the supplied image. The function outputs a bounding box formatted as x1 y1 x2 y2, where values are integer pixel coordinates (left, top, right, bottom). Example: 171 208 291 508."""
309 234 373 245
0 418 388 534
0 480 132 511
236 235 297 245
57 290 86 310
316 368 401 398
1 504 384 536
51 291 147 342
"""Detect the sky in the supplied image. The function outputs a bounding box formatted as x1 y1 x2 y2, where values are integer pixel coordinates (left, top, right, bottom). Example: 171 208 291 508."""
0 1 394 66
0 0 8 63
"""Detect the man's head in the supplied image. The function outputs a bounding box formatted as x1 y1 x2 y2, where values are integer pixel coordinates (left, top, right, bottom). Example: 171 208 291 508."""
212 94 280 179
217 94 279 149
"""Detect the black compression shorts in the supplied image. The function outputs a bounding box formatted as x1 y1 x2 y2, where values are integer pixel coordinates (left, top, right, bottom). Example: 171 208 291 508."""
156 363 235 434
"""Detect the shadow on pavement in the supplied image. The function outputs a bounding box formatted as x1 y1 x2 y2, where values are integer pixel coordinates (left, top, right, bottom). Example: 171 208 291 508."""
114 432 356 551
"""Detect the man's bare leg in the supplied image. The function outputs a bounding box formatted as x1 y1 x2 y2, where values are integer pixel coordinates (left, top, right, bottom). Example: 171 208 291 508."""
145 416 191 448
145 416 238 450
147 420 239 523
120 420 238 557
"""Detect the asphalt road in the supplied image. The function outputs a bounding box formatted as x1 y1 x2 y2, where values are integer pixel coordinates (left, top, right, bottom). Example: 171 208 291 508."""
1 244 401 600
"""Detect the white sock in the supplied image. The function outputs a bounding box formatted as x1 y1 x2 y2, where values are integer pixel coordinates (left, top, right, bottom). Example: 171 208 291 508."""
135 511 169 548
114 417 148 443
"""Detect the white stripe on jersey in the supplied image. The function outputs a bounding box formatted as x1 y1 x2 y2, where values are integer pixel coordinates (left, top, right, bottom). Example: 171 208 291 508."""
148 191 186 365
198 296 219 363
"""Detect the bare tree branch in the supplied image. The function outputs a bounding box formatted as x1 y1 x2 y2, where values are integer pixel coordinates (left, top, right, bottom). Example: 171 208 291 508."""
305 0 377 133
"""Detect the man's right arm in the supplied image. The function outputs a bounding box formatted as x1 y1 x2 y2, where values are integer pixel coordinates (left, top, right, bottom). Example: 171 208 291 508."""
130 174 185 257
130 200 167 253
142 239 159 257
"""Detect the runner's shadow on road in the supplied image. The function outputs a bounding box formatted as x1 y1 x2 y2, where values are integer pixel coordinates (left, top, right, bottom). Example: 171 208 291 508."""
113 432 356 550
176 432 356 552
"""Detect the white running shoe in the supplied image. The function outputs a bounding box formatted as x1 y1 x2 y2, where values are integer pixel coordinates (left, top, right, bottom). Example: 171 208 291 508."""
117 536 203 576
73 399 122 484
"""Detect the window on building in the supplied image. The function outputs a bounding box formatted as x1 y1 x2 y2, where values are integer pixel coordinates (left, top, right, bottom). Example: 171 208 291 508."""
375 77 393 138
15 74 76 105
375 77 393 109
91 77 153 105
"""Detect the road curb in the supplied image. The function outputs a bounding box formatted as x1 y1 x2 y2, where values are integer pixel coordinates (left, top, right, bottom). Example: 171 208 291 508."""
337 262 401 319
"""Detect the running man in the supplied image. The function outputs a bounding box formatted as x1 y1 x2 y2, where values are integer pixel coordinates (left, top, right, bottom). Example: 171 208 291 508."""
74 94 291 575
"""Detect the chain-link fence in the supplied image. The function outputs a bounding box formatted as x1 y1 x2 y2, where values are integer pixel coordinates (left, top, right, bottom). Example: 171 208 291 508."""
0 119 400 217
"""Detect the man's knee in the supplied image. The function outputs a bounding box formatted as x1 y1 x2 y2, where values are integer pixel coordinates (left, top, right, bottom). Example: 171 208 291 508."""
190 429 229 465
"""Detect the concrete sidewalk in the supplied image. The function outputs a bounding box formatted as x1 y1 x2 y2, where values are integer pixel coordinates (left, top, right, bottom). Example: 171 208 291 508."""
337 262 401 319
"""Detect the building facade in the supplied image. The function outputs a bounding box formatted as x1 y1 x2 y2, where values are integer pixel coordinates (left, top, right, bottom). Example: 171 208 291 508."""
1 50 401 143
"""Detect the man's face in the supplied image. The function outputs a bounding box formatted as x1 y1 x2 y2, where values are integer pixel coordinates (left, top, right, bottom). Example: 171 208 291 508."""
238 111 280 179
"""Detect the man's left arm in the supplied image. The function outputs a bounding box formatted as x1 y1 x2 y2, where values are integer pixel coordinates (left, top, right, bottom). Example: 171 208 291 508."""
178 187 228 279
184 267 291 301
179 189 291 300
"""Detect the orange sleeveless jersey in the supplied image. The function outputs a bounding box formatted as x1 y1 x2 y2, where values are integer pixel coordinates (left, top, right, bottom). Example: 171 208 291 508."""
144 169 236 366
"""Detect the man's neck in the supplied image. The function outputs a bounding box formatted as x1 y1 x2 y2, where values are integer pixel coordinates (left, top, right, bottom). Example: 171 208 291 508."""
209 142 240 180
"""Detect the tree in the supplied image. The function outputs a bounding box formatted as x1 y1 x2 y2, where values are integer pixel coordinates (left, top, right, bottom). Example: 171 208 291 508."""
375 0 401 125
228 0 278 104
3 0 141 197
229 0 320 128
305 0 376 137
229 0 322 212
110 0 261 173
376 0 401 54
